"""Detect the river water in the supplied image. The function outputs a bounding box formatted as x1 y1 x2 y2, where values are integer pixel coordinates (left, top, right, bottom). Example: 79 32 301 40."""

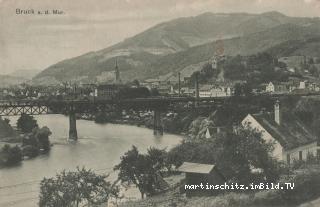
0 115 183 207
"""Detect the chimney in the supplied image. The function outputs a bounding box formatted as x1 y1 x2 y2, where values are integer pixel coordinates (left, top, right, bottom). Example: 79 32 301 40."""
274 100 280 125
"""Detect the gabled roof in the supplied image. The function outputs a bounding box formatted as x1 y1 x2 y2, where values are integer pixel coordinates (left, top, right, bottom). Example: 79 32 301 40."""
177 162 215 174
250 112 317 150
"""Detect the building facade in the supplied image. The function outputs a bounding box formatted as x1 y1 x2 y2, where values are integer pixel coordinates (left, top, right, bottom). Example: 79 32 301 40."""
242 102 320 164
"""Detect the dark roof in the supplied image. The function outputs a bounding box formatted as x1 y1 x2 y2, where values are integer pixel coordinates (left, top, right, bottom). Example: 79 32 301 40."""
177 162 215 174
97 84 124 90
251 112 317 150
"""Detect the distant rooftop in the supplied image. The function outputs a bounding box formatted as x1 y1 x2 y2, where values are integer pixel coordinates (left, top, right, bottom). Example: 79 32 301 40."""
177 162 215 174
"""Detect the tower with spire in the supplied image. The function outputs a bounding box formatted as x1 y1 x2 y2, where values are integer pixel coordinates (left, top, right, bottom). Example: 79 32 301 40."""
115 59 121 84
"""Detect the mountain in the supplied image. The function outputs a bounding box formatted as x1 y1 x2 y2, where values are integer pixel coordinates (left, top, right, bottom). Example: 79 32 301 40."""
34 11 320 84
148 22 320 77
266 37 320 57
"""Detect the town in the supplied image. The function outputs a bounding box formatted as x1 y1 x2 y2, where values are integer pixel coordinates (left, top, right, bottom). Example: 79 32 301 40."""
2 3 320 207
1 55 320 101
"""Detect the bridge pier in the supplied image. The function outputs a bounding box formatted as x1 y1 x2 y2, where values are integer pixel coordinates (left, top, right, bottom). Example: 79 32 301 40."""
153 110 163 136
69 108 78 141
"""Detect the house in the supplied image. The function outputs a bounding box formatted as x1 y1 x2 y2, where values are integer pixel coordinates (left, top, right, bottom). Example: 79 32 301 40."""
299 81 306 89
157 84 172 95
181 87 195 96
242 101 319 164
265 82 290 94
266 82 275 93
96 84 124 99
199 84 233 98
205 127 222 139
177 162 226 197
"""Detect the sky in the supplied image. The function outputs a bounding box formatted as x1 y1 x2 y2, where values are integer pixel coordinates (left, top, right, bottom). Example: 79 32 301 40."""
0 0 319 75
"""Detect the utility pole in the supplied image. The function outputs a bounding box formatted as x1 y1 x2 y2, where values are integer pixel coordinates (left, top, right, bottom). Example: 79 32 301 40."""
63 82 68 95
73 83 78 99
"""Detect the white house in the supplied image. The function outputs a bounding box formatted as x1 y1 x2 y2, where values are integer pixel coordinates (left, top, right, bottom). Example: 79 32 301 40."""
299 81 306 89
242 101 319 164
265 82 275 93
199 85 233 98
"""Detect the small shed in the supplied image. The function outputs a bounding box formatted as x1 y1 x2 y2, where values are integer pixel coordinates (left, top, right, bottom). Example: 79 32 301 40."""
177 162 226 197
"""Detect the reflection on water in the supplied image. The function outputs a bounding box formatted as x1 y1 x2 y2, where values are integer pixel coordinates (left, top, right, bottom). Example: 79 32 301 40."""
0 114 183 207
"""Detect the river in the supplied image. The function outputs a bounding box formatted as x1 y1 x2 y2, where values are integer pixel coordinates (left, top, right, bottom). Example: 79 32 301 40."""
0 114 183 207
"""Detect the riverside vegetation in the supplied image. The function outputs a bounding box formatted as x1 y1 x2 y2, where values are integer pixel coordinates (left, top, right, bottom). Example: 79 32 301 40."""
0 114 52 167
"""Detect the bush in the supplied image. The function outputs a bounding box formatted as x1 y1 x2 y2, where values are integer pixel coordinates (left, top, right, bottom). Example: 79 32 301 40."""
22 127 52 152
168 127 282 184
17 114 38 133
253 169 320 206
22 145 39 158
0 144 22 166
39 167 117 207
282 170 320 204
35 127 52 152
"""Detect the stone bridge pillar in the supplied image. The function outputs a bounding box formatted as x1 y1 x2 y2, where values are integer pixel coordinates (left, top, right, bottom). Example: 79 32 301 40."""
153 110 163 135
69 105 78 141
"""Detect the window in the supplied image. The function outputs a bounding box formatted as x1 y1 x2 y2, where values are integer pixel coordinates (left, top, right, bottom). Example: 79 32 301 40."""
287 154 291 165
299 151 303 161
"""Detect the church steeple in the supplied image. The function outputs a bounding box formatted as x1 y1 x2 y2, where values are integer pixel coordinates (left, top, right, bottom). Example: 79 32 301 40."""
115 59 121 84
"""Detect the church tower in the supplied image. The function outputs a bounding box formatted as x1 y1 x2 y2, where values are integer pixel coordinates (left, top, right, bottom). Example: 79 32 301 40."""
115 59 121 84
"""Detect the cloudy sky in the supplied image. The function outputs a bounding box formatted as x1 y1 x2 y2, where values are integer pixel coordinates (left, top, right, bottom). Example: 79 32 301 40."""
0 0 319 75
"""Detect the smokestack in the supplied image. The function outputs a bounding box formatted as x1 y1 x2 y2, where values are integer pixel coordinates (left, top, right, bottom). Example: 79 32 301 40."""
274 100 280 125
195 72 199 107
178 72 181 96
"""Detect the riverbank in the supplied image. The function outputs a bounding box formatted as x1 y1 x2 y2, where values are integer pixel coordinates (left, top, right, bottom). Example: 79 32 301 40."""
78 109 202 137
0 115 184 207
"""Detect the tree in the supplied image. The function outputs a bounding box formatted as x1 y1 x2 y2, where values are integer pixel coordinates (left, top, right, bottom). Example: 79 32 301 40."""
22 126 52 153
0 144 22 166
132 79 140 87
114 146 163 198
17 114 38 133
147 147 168 172
168 126 282 184
150 88 160 96
234 83 253 97
39 167 118 207
213 126 282 183
34 126 52 152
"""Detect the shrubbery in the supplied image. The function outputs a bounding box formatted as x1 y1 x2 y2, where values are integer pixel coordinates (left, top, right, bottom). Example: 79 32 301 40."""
252 169 320 206
22 126 52 155
39 167 118 207
0 144 22 166
17 114 38 133
22 145 39 158
168 126 283 185
115 146 170 198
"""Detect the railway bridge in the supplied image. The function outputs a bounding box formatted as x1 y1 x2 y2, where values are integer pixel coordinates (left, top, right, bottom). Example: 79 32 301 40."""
0 96 226 139
0 93 317 140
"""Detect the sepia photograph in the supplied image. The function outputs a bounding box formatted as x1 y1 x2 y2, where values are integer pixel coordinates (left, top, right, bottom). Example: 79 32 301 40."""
1 0 320 206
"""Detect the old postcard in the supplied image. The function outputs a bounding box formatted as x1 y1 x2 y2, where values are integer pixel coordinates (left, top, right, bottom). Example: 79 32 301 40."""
1 0 320 206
